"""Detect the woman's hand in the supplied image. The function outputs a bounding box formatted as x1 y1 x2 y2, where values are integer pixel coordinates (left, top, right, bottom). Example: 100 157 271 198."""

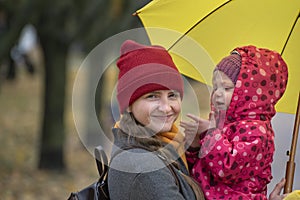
269 178 288 200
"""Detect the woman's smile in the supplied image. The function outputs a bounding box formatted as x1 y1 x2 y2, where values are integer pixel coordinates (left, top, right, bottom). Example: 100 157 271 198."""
129 90 181 133
152 114 174 121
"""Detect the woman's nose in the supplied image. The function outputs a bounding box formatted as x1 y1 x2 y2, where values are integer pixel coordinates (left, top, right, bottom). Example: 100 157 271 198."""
158 97 172 113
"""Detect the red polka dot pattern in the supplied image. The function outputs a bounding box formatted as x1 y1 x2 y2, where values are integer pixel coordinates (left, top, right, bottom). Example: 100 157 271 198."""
186 45 288 200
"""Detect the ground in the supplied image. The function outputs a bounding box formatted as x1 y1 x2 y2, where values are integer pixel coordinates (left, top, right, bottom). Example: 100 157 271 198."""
0 60 98 200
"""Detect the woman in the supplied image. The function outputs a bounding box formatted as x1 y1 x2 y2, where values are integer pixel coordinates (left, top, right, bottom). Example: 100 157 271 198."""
108 39 204 200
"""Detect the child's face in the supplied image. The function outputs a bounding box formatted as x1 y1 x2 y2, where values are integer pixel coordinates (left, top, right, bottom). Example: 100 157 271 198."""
212 70 235 111
128 90 182 133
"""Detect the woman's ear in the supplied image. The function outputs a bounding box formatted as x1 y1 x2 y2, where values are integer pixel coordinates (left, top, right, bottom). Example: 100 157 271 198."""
126 106 131 113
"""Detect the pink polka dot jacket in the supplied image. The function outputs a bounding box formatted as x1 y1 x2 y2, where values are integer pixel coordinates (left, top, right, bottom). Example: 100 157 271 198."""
186 45 288 200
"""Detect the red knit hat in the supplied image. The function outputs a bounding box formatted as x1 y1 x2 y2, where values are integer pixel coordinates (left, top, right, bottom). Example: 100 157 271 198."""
215 52 242 84
116 40 184 113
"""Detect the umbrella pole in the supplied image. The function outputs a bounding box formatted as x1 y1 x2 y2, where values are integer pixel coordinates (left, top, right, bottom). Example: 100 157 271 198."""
284 92 300 193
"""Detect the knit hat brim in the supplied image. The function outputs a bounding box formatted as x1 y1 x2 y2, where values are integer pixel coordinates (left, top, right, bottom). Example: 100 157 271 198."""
215 53 242 84
116 40 184 113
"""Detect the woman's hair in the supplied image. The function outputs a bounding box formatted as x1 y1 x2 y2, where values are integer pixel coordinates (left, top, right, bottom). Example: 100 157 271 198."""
117 111 205 200
181 173 205 200
118 111 163 150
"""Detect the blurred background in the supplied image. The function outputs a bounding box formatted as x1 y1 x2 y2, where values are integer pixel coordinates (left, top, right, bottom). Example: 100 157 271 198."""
0 0 298 199
0 0 154 199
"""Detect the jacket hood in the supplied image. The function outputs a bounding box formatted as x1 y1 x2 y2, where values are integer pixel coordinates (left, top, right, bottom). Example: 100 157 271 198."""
225 45 288 122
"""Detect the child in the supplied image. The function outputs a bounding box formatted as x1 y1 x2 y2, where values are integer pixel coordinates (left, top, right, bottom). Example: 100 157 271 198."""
180 45 288 199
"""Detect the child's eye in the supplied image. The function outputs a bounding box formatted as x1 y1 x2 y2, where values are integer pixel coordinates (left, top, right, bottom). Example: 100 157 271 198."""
224 87 234 91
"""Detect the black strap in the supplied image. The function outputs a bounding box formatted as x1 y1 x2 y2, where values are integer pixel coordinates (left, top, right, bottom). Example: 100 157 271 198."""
94 146 108 181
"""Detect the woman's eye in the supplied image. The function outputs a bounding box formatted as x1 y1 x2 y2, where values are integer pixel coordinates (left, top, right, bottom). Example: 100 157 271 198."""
169 92 180 99
145 94 158 99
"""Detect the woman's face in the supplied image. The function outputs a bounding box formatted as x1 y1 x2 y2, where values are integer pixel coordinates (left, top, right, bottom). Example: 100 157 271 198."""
129 90 182 133
212 70 235 111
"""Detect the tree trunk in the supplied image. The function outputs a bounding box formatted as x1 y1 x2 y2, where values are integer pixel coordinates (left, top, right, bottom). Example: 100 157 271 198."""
38 35 67 170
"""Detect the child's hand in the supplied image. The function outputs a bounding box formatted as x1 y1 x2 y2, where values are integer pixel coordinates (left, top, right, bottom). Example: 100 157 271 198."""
208 111 216 129
180 114 210 148
180 114 210 135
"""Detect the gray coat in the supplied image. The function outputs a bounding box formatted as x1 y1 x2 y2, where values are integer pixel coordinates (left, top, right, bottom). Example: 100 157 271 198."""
108 128 196 200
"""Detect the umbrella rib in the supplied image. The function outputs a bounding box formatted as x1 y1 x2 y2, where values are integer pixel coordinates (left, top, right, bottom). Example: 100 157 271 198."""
167 0 232 51
281 12 300 55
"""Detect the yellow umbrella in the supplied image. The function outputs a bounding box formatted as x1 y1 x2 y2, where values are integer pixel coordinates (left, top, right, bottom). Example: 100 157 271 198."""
135 0 300 115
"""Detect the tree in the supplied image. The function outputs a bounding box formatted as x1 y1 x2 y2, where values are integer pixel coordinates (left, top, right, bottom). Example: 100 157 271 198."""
0 0 150 170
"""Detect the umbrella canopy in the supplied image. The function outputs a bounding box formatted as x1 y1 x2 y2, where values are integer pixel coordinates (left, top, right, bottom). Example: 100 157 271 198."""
136 0 300 114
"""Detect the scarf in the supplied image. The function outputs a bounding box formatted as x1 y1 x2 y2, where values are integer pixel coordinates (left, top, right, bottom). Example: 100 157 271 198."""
115 112 188 170
156 125 188 170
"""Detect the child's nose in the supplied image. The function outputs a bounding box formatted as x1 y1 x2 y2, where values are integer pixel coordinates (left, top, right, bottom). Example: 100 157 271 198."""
215 88 224 96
